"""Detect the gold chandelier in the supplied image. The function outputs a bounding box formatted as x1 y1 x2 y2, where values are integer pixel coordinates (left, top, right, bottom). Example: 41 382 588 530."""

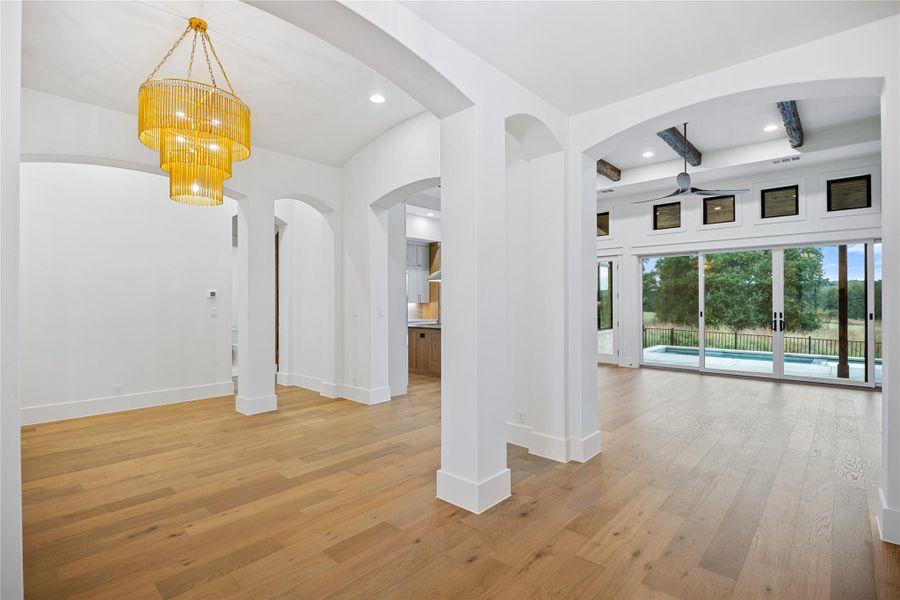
138 17 250 206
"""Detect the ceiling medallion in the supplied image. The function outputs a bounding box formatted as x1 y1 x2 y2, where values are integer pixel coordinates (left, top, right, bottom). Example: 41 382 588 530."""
138 17 250 206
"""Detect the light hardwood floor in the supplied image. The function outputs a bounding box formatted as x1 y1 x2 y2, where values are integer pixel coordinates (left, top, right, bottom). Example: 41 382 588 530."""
21 367 900 599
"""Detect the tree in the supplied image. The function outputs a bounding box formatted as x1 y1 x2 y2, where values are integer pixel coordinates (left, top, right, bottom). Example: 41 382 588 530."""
783 247 826 331
704 250 772 330
652 256 698 325
642 269 658 312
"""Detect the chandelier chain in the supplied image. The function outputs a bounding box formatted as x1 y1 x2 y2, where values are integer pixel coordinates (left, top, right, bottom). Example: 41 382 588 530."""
187 31 198 81
203 32 236 96
199 33 218 90
144 23 192 82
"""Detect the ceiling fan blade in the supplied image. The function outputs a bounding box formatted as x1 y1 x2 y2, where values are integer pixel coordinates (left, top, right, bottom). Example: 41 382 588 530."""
691 187 750 196
630 189 684 204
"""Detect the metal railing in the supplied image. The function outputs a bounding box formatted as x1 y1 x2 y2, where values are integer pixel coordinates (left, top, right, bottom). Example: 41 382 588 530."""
642 326 881 359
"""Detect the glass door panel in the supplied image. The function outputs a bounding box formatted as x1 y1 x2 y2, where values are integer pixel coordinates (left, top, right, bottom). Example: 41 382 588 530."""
702 250 774 374
597 259 616 361
782 244 867 382
642 255 699 368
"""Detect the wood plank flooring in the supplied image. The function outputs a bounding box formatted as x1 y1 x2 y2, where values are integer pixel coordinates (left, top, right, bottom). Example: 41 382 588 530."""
21 367 898 599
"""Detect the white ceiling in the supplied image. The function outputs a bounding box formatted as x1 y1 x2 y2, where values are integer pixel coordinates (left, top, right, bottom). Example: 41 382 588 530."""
22 1 427 166
402 1 900 115
604 97 881 170
406 186 441 214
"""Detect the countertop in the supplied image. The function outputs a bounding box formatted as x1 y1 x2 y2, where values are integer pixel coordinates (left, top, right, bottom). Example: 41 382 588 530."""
409 321 441 330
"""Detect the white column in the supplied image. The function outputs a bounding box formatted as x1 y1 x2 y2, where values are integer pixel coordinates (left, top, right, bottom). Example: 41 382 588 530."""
564 153 601 461
437 106 510 513
0 2 24 596
878 71 900 544
236 197 277 414
387 202 408 397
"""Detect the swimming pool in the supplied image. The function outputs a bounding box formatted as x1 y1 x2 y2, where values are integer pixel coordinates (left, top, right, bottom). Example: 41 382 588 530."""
643 344 881 383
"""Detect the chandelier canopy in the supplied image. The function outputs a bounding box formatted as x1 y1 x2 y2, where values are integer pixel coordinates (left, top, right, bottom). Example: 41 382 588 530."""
138 17 250 206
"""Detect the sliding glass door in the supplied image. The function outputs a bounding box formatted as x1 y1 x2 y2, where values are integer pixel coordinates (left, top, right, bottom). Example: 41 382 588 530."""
639 241 880 387
781 244 868 382
703 250 774 375
641 254 699 368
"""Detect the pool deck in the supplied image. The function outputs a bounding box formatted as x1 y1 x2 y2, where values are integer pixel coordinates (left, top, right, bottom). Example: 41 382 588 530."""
643 345 881 383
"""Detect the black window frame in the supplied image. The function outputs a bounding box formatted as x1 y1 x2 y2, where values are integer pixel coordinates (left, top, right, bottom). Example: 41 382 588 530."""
652 201 681 231
827 174 871 212
760 184 799 219
596 211 610 237
702 195 736 225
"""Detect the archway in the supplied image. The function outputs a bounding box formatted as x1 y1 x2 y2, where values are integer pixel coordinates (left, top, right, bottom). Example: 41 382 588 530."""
371 177 441 398
575 76 896 543
504 114 569 461
273 196 340 398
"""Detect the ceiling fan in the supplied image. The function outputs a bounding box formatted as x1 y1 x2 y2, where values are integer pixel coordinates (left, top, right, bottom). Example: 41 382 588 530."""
631 123 749 204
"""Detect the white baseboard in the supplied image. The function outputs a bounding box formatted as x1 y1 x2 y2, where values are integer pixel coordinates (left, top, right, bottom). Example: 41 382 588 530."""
436 468 511 514
235 393 277 415
340 384 391 405
506 421 597 463
506 421 532 448
276 371 322 392
878 487 900 545
276 372 390 406
528 430 569 462
21 381 235 425
569 430 602 462
319 381 339 398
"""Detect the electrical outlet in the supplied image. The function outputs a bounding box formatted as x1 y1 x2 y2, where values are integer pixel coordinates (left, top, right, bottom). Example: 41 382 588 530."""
112 384 123 395
353 376 358 386
517 410 526 424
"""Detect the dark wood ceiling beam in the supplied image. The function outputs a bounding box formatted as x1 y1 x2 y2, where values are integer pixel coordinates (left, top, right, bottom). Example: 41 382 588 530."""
657 127 702 167
777 100 804 148
596 159 621 182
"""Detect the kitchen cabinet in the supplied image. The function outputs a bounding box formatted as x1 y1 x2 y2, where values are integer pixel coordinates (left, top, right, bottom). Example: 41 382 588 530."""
406 266 430 303
407 242 429 268
409 327 441 377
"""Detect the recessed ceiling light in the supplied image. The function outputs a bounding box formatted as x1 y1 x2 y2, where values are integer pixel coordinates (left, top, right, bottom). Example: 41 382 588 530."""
763 124 778 132
369 94 386 104
642 151 654 158
427 212 435 217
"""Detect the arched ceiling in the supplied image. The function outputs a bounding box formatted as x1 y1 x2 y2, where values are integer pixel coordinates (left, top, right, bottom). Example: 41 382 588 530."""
21 1 427 167
402 1 900 115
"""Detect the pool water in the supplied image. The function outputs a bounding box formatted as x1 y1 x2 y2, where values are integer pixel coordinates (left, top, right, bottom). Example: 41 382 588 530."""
657 346 870 366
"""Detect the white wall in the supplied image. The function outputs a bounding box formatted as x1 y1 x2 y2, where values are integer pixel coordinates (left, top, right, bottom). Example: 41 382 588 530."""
598 156 882 369
19 163 235 423
406 213 441 242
